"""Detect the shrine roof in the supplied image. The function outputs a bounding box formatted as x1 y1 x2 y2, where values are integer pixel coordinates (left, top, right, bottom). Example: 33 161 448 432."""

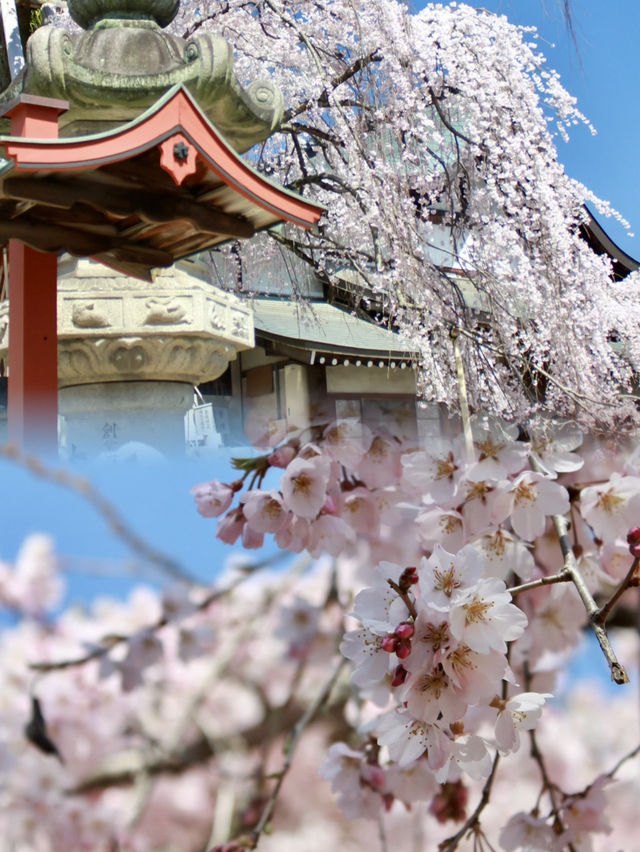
252 298 416 363
0 85 324 280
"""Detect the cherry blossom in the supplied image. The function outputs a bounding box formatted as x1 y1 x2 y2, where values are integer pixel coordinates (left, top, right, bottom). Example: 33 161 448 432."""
190 479 235 518
580 472 640 542
494 692 553 755
281 455 331 519
498 471 570 541
448 578 528 654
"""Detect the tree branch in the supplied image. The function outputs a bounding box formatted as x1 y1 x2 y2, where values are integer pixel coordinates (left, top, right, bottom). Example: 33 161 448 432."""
529 458 629 685
282 49 382 122
438 751 500 851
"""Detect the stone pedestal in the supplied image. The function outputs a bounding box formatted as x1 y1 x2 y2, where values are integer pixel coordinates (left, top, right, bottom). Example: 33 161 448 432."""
58 381 194 459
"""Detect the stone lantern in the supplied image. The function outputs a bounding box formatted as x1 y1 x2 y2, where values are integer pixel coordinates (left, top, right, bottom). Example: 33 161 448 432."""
0 0 323 454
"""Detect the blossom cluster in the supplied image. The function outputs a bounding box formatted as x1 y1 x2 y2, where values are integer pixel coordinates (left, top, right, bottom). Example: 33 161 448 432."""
190 410 640 848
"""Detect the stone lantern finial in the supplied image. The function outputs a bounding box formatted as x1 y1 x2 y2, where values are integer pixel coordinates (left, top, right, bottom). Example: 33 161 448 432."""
1 0 284 150
67 0 180 28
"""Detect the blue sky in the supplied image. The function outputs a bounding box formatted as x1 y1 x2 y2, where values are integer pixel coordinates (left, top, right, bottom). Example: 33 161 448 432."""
0 453 258 605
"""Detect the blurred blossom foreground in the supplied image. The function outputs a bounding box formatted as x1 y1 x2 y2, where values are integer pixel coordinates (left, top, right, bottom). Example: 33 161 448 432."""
0 410 639 851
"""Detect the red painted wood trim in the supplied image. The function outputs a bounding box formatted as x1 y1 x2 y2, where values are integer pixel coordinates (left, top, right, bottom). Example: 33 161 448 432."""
1 95 69 139
1 87 324 229
7 241 59 452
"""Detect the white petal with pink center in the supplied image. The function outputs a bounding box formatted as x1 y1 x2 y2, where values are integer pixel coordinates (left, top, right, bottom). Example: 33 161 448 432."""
434 733 493 783
500 812 561 852
319 743 384 820
375 710 451 769
399 663 467 723
307 514 356 558
323 418 372 468
494 691 552 754
281 456 330 519
505 471 570 541
471 528 535 581
449 578 528 654
416 507 465 552
189 479 234 518
580 472 640 542
467 417 529 481
418 545 484 609
529 423 584 478
340 626 395 702
356 434 402 488
459 478 512 536
440 644 507 702
340 487 381 535
400 437 465 505
241 489 291 533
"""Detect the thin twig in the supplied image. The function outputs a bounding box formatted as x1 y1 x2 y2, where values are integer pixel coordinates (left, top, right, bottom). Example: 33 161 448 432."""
30 554 285 672
528 728 576 850
439 752 500 851
604 742 640 781
386 578 418 620
595 555 640 626
529 457 629 685
508 572 571 596
245 658 347 849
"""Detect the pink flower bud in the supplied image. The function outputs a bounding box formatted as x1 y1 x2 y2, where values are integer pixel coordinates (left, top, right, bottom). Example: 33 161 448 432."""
399 566 419 590
381 635 398 653
394 621 415 640
391 664 408 687
267 445 297 468
395 639 412 660
627 527 640 555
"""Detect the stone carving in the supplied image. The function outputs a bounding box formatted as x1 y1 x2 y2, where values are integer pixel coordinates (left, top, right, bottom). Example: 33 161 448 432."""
210 303 227 332
2 0 284 151
1 258 255 387
109 343 147 373
143 297 188 326
231 313 250 340
58 335 235 385
72 301 111 328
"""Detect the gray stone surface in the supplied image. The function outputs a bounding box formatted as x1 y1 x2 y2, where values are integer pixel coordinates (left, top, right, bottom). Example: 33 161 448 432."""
1 0 284 150
58 379 193 458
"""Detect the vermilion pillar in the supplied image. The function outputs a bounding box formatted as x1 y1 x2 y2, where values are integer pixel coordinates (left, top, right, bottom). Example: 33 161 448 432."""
8 242 59 451
2 96 69 453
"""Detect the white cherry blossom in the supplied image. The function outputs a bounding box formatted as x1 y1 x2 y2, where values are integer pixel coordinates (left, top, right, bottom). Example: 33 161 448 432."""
496 471 570 541
281 456 331 519
449 578 528 654
494 692 552 755
580 472 640 542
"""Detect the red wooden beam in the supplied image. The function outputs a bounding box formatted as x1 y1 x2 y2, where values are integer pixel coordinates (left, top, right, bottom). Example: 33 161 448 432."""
7 241 58 452
1 97 67 452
